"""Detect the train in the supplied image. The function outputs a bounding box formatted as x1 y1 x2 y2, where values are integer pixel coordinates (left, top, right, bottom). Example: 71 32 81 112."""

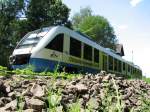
9 26 142 78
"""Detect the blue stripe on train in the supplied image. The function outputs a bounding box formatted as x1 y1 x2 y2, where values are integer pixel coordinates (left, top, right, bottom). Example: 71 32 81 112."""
12 58 100 73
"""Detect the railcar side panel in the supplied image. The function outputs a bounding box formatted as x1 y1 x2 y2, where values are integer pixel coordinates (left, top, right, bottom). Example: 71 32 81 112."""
9 26 142 77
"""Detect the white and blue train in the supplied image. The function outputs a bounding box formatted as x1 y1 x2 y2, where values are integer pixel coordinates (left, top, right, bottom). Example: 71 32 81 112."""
9 26 142 77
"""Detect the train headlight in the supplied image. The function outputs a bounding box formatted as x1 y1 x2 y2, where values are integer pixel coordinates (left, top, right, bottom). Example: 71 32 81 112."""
9 55 16 65
9 54 31 65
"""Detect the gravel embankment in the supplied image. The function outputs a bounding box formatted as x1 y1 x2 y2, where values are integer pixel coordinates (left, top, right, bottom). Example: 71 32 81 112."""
0 72 150 112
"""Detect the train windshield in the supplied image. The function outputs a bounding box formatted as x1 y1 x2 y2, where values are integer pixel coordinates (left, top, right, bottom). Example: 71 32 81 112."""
16 27 52 49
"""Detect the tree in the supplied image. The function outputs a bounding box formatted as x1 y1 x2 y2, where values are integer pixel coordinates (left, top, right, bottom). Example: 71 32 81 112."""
14 0 71 46
79 16 117 49
72 6 92 29
15 0 71 40
72 7 117 50
26 0 70 30
0 0 24 66
0 0 71 67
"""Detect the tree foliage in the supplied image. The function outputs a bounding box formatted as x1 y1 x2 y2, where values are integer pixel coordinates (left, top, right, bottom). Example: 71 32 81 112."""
0 2 117 67
0 0 24 66
72 6 92 29
26 0 70 30
72 7 117 49
0 0 70 66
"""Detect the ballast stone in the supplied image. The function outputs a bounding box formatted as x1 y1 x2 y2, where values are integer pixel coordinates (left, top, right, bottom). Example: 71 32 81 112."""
30 83 45 97
26 98 45 111
0 99 17 111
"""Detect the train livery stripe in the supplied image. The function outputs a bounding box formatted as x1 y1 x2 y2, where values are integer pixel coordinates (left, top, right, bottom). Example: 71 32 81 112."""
12 58 100 73
32 49 100 70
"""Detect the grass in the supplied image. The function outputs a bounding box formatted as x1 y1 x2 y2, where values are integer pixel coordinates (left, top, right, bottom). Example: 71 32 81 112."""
69 100 81 112
0 65 81 80
47 89 62 112
111 77 124 112
0 66 9 76
99 77 124 112
17 95 24 112
142 76 150 84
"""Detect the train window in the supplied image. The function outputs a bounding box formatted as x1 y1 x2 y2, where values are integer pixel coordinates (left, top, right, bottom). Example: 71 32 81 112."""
45 34 64 52
135 68 137 74
108 56 113 70
118 61 122 72
17 27 52 49
132 67 134 74
135 69 137 74
136 69 138 74
70 37 81 58
94 48 99 63
84 44 92 61
128 65 130 72
114 59 117 71
102 54 108 71
123 62 126 71
133 68 135 74
130 67 132 74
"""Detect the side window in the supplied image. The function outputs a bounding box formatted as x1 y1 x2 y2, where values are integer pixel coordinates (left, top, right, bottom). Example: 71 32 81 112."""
135 68 137 74
128 65 130 72
94 48 99 63
108 56 113 70
131 67 133 74
84 44 92 61
102 54 108 71
114 59 117 71
133 68 135 74
118 61 122 72
45 34 64 52
70 37 81 58
123 62 126 71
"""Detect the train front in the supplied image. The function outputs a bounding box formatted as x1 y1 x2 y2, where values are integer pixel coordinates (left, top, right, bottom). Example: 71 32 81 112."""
9 27 51 70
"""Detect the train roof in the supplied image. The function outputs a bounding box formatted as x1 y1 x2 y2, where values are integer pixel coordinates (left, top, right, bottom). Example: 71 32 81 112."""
38 26 142 70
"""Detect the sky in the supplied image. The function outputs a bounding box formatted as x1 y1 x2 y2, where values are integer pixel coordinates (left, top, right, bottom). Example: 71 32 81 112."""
62 0 150 77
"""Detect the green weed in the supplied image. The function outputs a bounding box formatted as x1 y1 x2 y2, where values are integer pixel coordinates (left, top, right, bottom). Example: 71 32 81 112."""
13 65 35 75
142 76 150 84
17 95 24 112
46 79 62 112
69 100 81 112
0 66 8 76
99 78 124 112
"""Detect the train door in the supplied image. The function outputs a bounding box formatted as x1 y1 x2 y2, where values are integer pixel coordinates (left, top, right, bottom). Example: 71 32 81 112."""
47 34 63 61
102 54 108 71
62 34 70 63
64 36 82 72
43 33 64 71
